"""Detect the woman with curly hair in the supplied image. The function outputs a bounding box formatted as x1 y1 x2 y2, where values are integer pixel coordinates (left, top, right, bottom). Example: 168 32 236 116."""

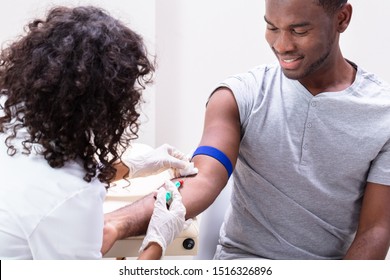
0 6 195 259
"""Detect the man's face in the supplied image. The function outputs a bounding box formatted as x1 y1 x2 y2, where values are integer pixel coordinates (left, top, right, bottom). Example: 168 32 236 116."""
264 0 339 81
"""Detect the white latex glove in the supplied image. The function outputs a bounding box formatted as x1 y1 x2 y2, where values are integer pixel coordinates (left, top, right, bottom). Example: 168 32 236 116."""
121 144 198 178
139 181 187 256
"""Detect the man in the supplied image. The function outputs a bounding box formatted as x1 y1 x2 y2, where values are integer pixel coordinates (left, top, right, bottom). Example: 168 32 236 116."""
104 0 390 259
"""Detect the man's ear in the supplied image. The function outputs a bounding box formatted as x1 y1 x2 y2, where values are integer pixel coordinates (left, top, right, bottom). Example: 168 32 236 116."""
337 3 352 33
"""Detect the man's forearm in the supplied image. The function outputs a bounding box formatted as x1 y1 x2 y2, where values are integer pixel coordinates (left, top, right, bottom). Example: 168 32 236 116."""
344 227 390 259
102 193 155 255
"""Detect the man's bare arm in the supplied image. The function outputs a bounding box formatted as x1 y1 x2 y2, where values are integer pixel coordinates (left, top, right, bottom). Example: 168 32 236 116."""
101 87 241 254
101 193 155 255
179 87 241 218
344 182 390 259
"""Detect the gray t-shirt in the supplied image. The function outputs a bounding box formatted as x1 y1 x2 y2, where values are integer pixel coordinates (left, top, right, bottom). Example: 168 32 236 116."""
213 63 390 259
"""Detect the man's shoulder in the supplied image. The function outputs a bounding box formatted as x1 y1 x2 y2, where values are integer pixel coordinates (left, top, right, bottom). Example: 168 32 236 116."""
248 63 280 76
357 66 390 94
226 63 281 85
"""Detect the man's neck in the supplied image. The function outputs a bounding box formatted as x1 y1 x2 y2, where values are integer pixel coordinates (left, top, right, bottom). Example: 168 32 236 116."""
300 58 357 96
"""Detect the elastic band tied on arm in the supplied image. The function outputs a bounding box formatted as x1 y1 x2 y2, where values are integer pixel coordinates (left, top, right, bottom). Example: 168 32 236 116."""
192 146 233 178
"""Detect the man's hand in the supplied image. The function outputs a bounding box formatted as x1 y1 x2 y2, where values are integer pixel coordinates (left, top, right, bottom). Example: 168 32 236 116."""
101 219 119 256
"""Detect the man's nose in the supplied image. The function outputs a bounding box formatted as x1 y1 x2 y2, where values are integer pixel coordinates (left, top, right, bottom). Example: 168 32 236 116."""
272 31 295 54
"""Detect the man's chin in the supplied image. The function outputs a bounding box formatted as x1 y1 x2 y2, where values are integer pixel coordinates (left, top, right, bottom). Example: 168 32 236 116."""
281 68 303 80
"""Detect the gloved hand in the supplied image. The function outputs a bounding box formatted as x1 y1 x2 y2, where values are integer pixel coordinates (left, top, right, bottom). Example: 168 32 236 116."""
121 144 198 178
139 180 187 256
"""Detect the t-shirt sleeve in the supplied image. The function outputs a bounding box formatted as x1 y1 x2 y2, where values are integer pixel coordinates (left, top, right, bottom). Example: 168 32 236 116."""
28 185 106 259
367 138 390 186
211 66 267 130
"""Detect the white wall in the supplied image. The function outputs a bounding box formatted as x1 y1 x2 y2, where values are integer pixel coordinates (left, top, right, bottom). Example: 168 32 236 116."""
341 0 390 81
155 0 268 152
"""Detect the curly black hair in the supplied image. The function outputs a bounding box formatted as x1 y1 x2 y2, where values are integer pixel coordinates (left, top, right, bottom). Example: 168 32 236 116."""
0 6 155 185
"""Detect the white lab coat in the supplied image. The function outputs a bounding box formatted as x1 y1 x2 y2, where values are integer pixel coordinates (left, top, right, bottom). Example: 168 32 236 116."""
0 131 106 259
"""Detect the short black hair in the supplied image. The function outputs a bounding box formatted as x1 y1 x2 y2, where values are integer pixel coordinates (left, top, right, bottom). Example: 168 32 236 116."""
316 0 348 15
